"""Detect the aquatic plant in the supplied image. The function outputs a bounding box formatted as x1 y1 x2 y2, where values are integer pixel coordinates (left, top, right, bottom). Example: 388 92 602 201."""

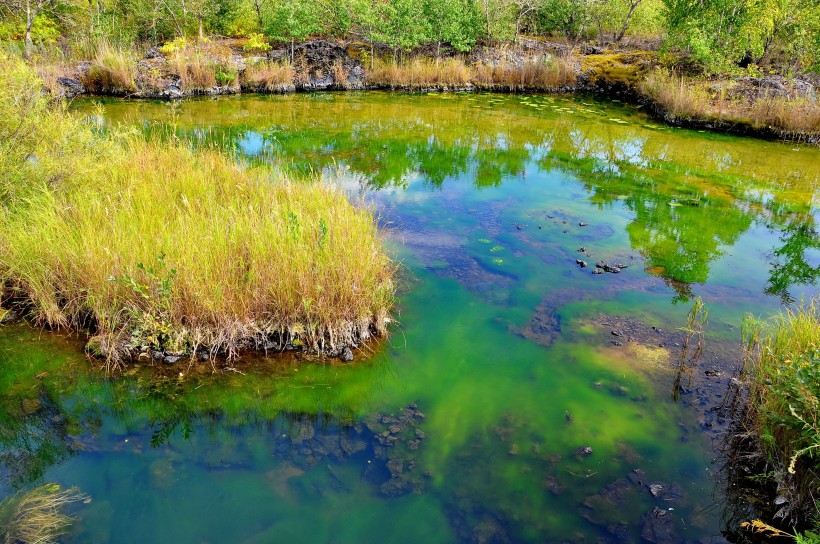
0 53 395 366
740 297 820 525
0 484 86 544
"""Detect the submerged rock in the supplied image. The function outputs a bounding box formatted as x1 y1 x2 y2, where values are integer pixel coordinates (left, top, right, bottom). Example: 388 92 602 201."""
640 507 678 544
84 335 107 359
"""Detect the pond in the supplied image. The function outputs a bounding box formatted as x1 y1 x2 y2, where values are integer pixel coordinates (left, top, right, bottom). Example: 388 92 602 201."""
2 92 819 543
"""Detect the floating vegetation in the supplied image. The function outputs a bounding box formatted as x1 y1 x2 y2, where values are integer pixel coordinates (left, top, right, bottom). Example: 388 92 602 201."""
0 484 87 544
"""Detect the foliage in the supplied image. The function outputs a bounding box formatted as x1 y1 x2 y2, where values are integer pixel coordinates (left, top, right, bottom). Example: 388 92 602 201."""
662 0 820 74
0 53 395 365
243 32 271 52
215 68 237 86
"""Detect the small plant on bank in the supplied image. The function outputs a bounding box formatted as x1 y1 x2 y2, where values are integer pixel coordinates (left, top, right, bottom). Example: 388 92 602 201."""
109 254 182 354
243 33 271 54
215 68 236 86
159 37 188 55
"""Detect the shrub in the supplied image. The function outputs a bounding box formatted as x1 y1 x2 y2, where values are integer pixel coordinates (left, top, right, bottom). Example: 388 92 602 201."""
243 33 271 53
215 68 236 86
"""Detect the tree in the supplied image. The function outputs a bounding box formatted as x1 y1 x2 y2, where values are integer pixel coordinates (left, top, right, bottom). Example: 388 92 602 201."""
374 0 429 62
662 0 777 72
477 0 515 40
265 0 320 62
423 0 481 55
0 0 65 59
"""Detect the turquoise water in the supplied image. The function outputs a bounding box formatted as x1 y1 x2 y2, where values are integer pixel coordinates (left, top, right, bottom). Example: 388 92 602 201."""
1 92 818 542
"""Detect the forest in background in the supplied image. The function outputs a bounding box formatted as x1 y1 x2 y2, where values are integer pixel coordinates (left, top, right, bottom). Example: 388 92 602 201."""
1 0 819 76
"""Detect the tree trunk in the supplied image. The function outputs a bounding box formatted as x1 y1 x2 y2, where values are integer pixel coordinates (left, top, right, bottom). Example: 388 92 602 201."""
254 0 263 29
198 18 204 39
615 0 641 43
24 1 33 61
291 39 295 64
370 40 374 71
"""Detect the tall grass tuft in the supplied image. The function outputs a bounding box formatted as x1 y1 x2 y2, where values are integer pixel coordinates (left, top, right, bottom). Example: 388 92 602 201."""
81 41 138 94
241 60 295 91
0 484 87 544
741 297 820 522
639 69 710 120
0 53 395 366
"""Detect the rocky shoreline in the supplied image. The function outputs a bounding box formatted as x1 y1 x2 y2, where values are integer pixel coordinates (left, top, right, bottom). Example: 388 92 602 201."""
51 39 819 145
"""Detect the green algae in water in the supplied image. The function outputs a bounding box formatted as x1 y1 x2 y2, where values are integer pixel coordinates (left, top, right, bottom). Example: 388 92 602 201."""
2 92 817 543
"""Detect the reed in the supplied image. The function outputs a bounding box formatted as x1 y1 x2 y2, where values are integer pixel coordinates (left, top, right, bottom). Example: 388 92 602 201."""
366 57 472 88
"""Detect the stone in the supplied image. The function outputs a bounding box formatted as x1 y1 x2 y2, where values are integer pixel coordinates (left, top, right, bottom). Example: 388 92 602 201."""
163 355 180 364
340 347 354 362
56 76 85 98
640 507 678 544
576 259 588 268
84 336 107 359
575 446 593 456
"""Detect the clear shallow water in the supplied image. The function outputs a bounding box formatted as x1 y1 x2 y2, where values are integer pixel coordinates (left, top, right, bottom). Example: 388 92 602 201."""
1 92 818 543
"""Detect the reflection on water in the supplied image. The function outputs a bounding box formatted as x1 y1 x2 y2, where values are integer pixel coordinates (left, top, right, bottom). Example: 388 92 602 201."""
0 92 816 542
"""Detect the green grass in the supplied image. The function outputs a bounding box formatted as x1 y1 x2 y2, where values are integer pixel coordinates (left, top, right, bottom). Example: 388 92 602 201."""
0 53 395 366
742 297 820 525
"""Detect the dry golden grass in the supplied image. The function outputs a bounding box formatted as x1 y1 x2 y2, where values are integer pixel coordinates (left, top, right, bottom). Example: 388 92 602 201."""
170 53 217 90
332 60 351 89
639 70 710 120
473 56 576 90
746 97 820 136
640 69 820 138
0 484 86 544
367 57 472 88
241 61 295 91
366 55 575 91
0 52 395 367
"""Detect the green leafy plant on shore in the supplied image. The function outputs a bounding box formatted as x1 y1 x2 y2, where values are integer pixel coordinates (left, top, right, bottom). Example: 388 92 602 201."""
110 254 180 353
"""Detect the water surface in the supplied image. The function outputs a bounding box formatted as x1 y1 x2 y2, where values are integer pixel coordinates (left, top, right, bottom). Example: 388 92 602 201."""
2 92 818 543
